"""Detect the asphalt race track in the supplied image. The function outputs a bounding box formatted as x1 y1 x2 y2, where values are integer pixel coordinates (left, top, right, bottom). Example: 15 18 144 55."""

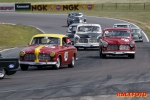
0 12 150 100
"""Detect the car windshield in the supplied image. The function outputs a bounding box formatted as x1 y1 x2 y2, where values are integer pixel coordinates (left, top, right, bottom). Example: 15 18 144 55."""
72 13 82 16
114 25 129 28
77 26 100 33
31 37 60 45
132 32 141 36
131 29 141 33
104 30 130 37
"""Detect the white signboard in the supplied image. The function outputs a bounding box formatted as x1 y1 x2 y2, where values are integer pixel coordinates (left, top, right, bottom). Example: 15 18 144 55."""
0 4 15 12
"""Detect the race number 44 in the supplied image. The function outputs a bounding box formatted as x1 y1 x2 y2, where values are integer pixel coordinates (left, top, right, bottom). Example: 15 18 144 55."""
64 52 68 61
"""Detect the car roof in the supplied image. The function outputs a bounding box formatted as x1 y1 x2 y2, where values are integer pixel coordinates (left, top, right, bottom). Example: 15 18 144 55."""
113 23 131 25
104 28 131 31
131 27 141 29
69 23 83 26
33 34 67 39
77 24 101 27
70 12 83 14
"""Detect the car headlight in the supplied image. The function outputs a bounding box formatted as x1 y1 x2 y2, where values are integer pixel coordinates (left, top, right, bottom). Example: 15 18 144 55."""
130 40 135 47
79 20 82 23
20 51 25 56
50 51 55 57
102 41 108 47
74 35 80 43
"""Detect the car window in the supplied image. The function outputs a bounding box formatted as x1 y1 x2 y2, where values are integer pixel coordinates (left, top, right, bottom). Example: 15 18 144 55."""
77 26 100 33
31 37 60 45
131 29 141 33
62 37 67 46
104 30 130 37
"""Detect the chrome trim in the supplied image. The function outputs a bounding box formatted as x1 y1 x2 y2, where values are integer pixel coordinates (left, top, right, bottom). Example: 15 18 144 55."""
102 51 135 54
74 43 99 47
19 61 57 65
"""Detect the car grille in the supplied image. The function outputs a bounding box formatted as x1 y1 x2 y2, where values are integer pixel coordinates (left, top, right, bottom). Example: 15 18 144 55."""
107 45 118 50
24 54 36 60
38 54 50 60
89 38 98 43
24 54 50 60
119 45 130 50
79 38 98 43
79 38 88 43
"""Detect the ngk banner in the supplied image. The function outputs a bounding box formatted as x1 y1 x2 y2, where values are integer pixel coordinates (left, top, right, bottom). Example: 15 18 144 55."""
31 4 94 11
62 4 94 11
31 5 56 11
15 3 31 10
0 4 15 11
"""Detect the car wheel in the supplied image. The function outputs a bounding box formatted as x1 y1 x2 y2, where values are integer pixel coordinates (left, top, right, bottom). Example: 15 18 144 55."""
52 57 61 70
68 55 75 68
129 54 135 59
67 21 69 26
20 64 29 71
0 68 5 79
99 48 102 58
100 48 106 58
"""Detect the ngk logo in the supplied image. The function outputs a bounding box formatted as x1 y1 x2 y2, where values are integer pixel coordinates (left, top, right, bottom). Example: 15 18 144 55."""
0 6 14 10
87 5 92 10
56 5 61 10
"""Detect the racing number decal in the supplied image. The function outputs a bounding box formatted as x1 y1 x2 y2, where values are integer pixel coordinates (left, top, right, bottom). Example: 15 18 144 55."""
64 52 68 61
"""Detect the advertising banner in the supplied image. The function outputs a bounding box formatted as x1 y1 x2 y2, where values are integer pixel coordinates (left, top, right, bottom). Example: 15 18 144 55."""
31 4 94 11
15 3 31 10
0 4 15 12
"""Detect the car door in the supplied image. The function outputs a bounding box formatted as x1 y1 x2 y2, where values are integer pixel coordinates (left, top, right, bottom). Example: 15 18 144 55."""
62 37 71 64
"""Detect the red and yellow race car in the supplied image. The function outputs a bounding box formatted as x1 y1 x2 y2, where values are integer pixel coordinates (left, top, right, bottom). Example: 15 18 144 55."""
19 34 77 70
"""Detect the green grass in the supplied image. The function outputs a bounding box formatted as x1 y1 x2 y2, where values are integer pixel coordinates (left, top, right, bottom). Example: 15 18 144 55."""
0 24 43 50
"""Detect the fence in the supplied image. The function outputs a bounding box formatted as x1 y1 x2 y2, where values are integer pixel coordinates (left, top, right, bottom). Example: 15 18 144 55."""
95 3 150 11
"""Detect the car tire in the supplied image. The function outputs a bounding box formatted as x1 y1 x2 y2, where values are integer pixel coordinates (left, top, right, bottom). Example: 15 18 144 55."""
20 64 29 71
129 54 135 59
100 48 106 58
68 55 75 68
52 57 61 70
0 68 5 79
67 21 69 27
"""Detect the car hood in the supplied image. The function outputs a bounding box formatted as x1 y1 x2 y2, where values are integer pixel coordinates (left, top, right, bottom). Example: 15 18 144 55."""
21 45 60 53
103 37 132 44
76 33 100 38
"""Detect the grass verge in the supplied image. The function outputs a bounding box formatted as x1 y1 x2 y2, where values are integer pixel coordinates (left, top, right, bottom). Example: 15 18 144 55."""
0 24 43 50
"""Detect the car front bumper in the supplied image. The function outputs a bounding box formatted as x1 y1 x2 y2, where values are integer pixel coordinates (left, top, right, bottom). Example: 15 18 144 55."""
19 61 57 65
74 43 99 48
102 51 135 55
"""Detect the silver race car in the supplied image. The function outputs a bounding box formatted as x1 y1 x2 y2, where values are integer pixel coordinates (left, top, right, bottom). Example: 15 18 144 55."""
131 27 143 42
73 24 102 49
67 12 86 26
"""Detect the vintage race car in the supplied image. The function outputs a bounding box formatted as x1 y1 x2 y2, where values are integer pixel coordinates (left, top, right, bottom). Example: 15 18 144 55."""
131 27 143 42
113 23 132 30
99 28 136 58
67 12 86 26
73 24 102 49
0 53 19 79
19 34 77 70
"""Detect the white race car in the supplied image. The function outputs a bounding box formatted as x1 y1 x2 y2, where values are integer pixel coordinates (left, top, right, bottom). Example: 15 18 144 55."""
73 24 102 49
